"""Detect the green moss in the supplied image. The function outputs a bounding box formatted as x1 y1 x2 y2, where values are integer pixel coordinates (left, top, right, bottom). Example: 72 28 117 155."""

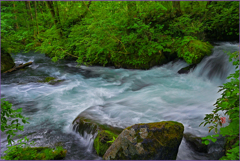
1 49 15 73
1 146 67 160
44 77 56 82
177 39 213 64
38 77 56 83
94 130 119 157
125 121 183 148
20 68 27 71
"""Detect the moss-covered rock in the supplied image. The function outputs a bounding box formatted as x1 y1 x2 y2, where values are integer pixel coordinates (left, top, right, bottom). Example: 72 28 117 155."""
184 133 208 153
1 48 15 73
103 121 184 160
112 52 168 70
174 39 213 64
72 113 123 137
38 77 64 85
94 130 119 157
72 107 124 156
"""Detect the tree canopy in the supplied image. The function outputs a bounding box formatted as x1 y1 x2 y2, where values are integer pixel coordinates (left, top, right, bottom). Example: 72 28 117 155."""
1 1 239 68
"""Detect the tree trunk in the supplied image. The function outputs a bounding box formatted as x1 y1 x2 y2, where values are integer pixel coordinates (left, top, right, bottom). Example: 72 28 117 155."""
24 1 30 31
25 1 35 36
34 1 39 35
13 2 19 30
172 1 182 16
37 1 46 28
54 1 61 25
46 1 57 25
27 1 34 22
3 62 33 74
206 1 212 7
46 1 62 36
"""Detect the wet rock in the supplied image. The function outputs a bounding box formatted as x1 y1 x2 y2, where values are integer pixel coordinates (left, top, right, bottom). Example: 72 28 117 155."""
184 133 208 153
72 108 124 156
103 121 184 160
72 106 124 136
178 64 196 74
37 77 65 85
1 48 15 73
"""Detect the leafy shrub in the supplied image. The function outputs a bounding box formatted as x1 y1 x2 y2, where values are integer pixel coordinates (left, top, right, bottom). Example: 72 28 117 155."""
200 51 239 160
2 146 67 160
1 98 67 160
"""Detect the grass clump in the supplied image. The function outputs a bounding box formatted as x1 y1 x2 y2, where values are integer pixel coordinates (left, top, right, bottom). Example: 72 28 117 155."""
1 146 67 160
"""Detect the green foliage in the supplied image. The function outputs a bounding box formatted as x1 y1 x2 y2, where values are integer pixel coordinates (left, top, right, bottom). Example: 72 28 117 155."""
107 136 116 144
2 146 67 160
1 98 30 145
199 51 239 160
1 98 67 160
1 1 238 67
94 130 118 157
204 2 239 38
38 77 56 83
220 141 239 160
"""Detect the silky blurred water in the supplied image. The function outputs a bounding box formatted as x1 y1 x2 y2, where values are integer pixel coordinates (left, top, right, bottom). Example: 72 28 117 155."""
1 42 239 160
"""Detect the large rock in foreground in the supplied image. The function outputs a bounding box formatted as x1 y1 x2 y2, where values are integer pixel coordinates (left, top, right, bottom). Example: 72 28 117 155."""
103 121 184 160
72 106 124 156
1 48 15 73
72 106 123 136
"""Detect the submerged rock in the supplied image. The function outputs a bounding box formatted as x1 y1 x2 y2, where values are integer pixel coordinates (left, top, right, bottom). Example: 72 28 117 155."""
72 107 123 156
1 48 15 73
103 121 184 160
183 133 208 153
38 77 65 85
178 64 196 74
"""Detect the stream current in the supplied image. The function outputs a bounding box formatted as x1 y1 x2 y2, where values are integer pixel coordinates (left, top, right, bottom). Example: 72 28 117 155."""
1 42 239 160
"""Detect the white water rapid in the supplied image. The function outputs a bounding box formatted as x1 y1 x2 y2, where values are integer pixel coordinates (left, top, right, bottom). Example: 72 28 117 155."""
1 42 239 160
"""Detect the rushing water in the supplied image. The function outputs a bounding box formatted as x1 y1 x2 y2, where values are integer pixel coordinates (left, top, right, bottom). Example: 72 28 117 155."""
1 42 239 160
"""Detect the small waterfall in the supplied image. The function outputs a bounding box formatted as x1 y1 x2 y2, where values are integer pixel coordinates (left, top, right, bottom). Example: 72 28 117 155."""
1 42 239 160
192 43 238 84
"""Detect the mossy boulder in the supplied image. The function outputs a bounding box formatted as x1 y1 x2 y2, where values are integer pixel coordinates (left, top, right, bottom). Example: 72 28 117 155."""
183 133 208 153
174 39 213 64
1 48 15 73
103 121 184 160
72 109 123 137
72 106 124 156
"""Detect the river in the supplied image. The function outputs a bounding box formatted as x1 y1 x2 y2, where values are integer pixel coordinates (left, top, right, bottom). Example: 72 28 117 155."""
1 42 238 160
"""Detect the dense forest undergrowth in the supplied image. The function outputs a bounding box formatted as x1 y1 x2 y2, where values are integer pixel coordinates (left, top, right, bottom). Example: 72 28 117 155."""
1 1 239 160
1 1 239 69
